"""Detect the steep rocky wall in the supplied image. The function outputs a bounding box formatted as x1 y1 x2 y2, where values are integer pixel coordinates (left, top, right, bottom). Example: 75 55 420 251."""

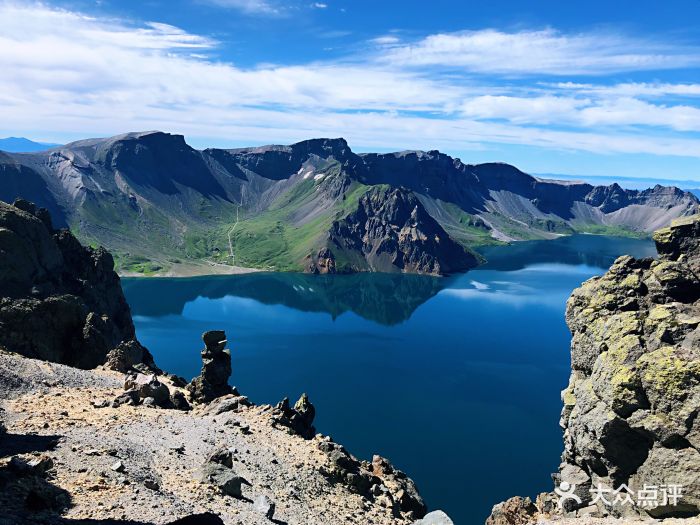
309 187 478 275
0 199 155 370
559 215 700 519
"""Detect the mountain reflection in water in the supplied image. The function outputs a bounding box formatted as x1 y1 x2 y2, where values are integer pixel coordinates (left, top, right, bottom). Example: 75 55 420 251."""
123 271 446 325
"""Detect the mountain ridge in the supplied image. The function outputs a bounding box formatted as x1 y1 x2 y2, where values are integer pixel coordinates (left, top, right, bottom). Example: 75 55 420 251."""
1 131 697 276
0 136 61 153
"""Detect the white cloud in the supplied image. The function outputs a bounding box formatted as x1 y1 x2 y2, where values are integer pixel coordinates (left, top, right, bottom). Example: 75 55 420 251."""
0 3 698 161
379 29 700 75
202 0 281 15
371 35 400 46
550 82 700 98
312 2 328 8
578 98 700 131
461 95 588 125
459 94 700 132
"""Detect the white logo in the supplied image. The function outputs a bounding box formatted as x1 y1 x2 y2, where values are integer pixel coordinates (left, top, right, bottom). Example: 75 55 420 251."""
555 481 684 509
554 481 582 509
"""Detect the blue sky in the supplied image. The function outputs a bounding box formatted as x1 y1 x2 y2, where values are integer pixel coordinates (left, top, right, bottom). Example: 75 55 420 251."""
1 0 699 181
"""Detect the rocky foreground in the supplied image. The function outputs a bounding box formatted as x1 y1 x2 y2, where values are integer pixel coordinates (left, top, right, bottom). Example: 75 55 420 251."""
0 347 438 525
488 216 700 524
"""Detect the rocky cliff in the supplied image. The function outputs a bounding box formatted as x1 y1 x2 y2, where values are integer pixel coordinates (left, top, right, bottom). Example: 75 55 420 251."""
0 199 154 370
487 215 700 524
1 132 697 276
558 215 700 520
309 187 478 275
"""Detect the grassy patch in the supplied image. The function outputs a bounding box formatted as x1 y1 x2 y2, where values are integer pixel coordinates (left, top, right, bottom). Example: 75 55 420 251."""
184 178 372 271
527 217 574 234
113 254 164 275
438 202 504 247
574 224 650 239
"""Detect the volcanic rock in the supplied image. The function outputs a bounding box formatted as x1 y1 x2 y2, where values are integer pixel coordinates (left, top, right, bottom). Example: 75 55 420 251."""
187 330 233 404
312 187 478 275
197 462 245 499
487 215 700 522
0 199 156 369
412 510 454 525
253 494 276 520
486 497 537 525
124 373 170 407
272 394 316 439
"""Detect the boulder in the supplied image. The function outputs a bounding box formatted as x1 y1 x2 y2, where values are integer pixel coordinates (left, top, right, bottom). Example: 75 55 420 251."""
253 495 276 520
412 510 454 525
486 497 537 525
207 446 236 469
105 340 153 373
111 389 139 408
272 394 316 439
170 391 191 411
110 460 125 473
205 394 251 415
8 455 54 477
197 462 245 498
293 392 316 428
167 374 188 387
124 373 170 406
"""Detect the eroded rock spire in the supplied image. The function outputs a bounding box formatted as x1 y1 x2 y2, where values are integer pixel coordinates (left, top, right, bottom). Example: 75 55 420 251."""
187 330 233 404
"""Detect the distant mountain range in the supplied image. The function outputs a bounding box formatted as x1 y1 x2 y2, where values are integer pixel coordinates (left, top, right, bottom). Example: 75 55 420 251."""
0 131 697 276
535 173 700 191
0 137 61 152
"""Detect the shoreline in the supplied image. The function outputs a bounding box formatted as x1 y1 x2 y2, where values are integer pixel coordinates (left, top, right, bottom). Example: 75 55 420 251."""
118 232 654 279
119 260 263 278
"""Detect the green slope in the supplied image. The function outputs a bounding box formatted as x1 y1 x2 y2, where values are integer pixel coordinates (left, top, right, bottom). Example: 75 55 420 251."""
181 178 372 272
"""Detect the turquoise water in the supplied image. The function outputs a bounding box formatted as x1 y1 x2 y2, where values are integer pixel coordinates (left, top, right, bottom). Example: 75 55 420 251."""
122 235 657 524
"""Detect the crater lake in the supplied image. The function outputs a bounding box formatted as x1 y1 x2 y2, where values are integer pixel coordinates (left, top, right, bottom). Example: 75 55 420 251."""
122 234 657 524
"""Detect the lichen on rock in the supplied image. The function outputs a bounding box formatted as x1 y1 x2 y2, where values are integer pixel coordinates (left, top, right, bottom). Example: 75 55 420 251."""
557 214 700 519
